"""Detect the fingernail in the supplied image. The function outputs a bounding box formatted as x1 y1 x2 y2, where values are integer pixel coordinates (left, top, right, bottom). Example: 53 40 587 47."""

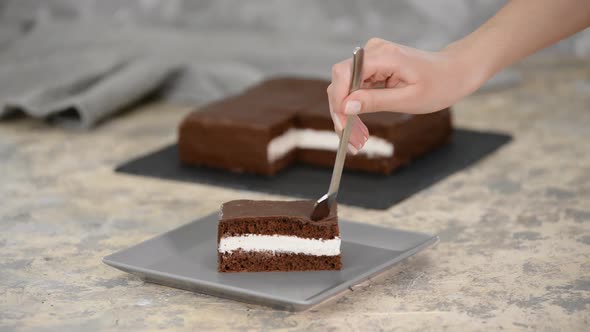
344 101 361 115
348 143 358 155
330 111 343 132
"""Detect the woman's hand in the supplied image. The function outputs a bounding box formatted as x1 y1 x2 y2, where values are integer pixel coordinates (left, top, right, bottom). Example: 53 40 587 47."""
329 0 590 154
328 38 484 153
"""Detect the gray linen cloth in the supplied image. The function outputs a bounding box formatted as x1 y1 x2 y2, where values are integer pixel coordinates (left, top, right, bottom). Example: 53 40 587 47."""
0 23 180 129
0 20 342 129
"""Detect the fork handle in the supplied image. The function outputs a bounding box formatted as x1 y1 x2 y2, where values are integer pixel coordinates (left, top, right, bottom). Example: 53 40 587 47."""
327 47 365 200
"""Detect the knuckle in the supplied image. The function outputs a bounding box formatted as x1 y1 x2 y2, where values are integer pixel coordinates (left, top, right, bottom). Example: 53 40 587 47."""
331 64 338 75
331 64 343 78
366 37 384 47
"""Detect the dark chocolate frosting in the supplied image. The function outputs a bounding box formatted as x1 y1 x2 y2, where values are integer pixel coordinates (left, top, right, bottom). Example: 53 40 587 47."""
220 199 336 222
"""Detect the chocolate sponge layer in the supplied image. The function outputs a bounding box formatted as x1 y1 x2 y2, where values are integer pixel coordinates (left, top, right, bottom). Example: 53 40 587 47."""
218 250 342 272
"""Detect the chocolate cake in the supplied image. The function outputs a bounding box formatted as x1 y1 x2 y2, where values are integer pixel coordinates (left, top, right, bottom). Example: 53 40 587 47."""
179 78 452 175
217 200 341 272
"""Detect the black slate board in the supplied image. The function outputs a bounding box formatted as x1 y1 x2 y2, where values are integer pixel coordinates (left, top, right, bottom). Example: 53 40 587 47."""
115 129 511 210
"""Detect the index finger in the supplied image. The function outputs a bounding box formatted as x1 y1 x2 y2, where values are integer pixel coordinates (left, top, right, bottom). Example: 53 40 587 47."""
328 51 401 115
327 58 353 121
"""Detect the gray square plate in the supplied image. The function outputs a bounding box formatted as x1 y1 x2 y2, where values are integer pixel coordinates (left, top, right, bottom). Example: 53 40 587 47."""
103 213 438 311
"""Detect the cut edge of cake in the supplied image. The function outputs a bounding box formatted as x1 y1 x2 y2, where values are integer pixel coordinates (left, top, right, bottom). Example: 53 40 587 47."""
217 200 342 273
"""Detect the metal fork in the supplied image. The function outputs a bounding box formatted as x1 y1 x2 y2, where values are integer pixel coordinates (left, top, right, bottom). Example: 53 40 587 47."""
310 47 364 221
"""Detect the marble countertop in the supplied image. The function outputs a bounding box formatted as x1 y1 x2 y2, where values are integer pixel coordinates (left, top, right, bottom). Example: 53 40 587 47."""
1 57 589 331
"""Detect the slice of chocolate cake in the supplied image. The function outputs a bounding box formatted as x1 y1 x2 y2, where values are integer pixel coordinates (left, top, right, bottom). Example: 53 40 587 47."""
179 77 452 175
217 200 342 272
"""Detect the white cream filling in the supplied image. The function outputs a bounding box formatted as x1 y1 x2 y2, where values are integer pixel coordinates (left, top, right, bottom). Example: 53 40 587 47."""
218 234 341 256
267 129 394 162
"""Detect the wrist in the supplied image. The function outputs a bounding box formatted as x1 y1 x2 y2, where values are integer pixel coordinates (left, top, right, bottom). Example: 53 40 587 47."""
441 38 496 97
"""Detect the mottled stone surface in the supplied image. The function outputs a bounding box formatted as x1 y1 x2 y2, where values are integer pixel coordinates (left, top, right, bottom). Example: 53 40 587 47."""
1 57 589 331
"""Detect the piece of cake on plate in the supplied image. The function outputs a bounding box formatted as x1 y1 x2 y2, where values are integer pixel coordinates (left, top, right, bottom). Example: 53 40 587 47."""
179 77 452 175
217 200 341 272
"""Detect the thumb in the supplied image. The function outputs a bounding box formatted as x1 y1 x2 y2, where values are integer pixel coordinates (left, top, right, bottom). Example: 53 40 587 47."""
341 87 420 115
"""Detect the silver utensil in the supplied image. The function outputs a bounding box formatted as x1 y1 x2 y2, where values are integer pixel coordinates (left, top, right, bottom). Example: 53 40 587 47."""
310 47 364 221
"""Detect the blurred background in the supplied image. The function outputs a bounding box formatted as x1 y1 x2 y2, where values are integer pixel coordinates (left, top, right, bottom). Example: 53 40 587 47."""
3 0 589 53
1 3 589 328
0 0 588 127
